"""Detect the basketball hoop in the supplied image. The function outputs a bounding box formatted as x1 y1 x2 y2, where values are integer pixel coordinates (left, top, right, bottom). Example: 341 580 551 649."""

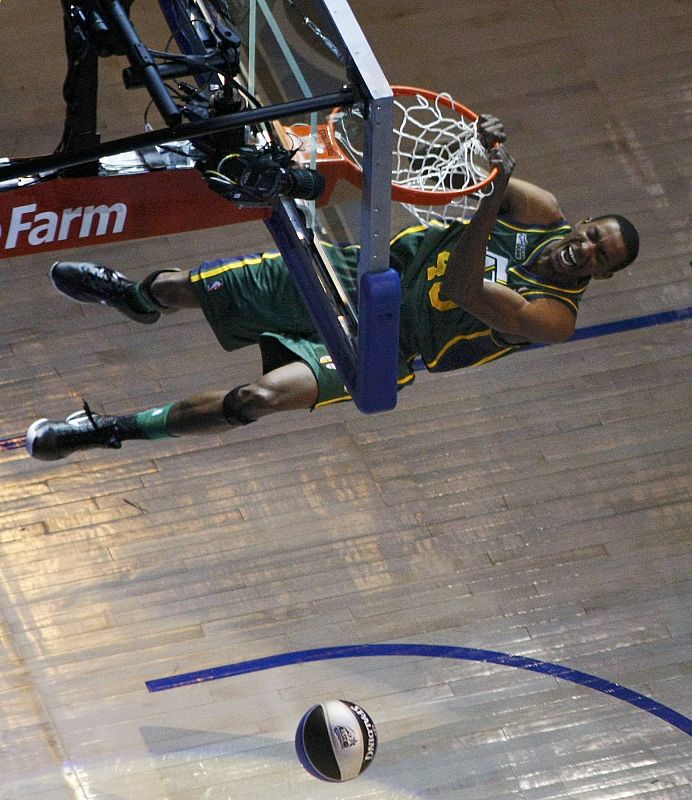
284 85 499 224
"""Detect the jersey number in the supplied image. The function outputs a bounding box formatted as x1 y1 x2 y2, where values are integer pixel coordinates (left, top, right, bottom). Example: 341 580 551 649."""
426 251 459 312
427 249 510 312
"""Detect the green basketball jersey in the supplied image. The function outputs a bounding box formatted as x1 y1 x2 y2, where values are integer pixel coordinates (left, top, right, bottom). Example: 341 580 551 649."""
390 218 587 372
190 217 587 394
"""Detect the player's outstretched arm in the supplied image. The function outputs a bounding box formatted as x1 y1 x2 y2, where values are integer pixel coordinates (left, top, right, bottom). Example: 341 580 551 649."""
501 176 565 224
439 144 576 344
477 114 564 224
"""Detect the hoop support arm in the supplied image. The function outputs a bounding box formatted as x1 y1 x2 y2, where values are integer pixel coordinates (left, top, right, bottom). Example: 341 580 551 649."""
0 88 357 184
123 54 230 89
265 199 399 414
103 0 182 125
265 198 358 393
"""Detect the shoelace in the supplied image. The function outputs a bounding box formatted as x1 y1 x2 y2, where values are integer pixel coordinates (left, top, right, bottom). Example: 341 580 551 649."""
81 399 122 448
93 266 117 289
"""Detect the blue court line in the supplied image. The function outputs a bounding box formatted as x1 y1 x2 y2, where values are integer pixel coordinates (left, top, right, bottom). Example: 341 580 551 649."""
146 643 692 737
566 306 691 341
1 305 689 452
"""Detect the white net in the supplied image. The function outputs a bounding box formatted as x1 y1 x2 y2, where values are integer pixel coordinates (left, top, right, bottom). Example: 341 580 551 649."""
332 89 494 225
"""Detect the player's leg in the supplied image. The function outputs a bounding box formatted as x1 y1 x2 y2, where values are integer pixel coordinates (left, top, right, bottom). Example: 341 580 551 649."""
49 261 195 323
168 362 319 434
25 362 319 461
48 248 292 326
145 269 198 310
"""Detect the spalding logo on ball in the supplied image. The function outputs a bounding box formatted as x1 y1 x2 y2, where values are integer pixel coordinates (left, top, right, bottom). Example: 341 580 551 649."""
295 699 378 782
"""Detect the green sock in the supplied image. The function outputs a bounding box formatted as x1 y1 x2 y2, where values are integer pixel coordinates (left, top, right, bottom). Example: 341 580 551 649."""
133 403 176 439
126 283 157 314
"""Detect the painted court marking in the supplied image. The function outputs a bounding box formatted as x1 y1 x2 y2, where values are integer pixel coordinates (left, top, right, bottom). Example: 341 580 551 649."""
5 307 690 735
146 642 692 737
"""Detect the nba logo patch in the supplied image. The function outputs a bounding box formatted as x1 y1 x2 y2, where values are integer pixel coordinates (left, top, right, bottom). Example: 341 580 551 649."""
207 280 223 292
515 233 528 260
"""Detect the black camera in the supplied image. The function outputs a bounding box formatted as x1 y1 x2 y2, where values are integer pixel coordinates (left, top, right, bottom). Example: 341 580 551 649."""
206 144 325 206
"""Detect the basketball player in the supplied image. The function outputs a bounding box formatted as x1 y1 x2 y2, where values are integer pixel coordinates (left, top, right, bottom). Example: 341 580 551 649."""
25 116 639 460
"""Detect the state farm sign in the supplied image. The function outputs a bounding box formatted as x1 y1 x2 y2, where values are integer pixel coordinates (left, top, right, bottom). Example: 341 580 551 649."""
0 169 267 258
2 201 128 249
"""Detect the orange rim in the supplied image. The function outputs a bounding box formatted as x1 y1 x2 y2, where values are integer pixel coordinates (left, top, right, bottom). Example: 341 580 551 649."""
327 85 499 205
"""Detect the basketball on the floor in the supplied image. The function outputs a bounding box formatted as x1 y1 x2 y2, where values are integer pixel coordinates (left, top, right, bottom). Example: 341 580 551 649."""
295 699 378 782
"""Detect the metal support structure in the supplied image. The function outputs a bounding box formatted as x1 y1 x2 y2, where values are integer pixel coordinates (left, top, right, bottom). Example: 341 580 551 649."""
0 89 356 184
317 0 393 280
266 198 358 393
308 0 399 411
1 0 401 413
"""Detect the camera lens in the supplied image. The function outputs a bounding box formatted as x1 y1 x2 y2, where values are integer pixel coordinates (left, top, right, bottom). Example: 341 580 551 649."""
281 167 325 201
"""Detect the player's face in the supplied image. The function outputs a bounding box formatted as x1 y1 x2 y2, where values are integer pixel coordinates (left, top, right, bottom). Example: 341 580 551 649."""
543 218 628 280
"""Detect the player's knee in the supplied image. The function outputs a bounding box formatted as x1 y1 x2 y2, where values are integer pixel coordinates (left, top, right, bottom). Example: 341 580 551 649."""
222 382 283 425
223 384 257 425
222 365 317 426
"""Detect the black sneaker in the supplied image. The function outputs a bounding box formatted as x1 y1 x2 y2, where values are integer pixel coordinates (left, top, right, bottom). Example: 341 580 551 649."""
50 261 160 324
26 408 123 461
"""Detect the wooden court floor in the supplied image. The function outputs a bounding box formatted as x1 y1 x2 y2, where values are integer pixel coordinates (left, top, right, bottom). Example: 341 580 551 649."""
1 1 690 798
